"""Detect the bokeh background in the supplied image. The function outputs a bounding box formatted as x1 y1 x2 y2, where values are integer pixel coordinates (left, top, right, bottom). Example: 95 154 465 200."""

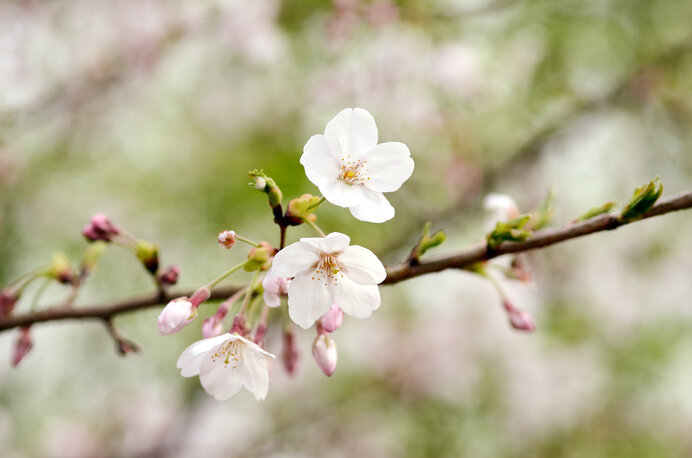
1 0 692 456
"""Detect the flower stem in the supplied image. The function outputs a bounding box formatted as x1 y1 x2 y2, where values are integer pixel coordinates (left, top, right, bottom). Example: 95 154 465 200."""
478 267 508 301
30 278 51 312
111 236 137 251
8 270 44 295
236 235 260 247
279 225 287 250
303 218 326 237
207 261 249 290
306 196 326 212
238 270 261 316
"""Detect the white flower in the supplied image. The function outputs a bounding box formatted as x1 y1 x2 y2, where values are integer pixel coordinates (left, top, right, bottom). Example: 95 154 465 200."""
157 298 197 335
483 193 520 230
176 333 275 401
300 108 414 223
261 274 290 308
269 232 386 329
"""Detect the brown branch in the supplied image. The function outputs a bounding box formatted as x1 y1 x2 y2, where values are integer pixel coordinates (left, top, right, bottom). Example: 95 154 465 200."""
0 191 690 332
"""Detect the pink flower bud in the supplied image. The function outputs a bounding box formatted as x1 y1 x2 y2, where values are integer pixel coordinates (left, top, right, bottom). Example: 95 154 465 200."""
218 231 237 249
189 287 211 307
0 289 18 317
505 301 536 333
201 316 224 338
11 327 33 367
320 304 344 333
157 265 180 287
282 330 300 376
229 314 247 335
262 274 290 308
157 298 197 335
82 213 120 242
312 334 338 377
253 323 268 347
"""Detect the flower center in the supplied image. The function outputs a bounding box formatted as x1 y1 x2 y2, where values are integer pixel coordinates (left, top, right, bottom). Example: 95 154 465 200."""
338 156 370 185
312 252 344 286
211 340 243 368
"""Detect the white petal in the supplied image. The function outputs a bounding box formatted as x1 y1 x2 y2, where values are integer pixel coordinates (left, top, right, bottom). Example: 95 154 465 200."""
339 245 386 284
198 353 243 401
287 272 333 329
362 142 414 193
324 108 378 156
270 242 320 278
300 135 342 187
348 190 395 223
262 275 282 308
238 350 270 401
319 179 369 208
232 334 276 359
177 334 232 377
300 232 350 253
333 276 381 319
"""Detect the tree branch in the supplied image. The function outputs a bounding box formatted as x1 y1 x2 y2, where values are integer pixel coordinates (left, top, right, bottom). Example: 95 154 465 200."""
0 191 690 332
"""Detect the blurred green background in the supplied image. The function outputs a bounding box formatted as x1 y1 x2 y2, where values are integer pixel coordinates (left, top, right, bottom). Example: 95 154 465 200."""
1 0 692 457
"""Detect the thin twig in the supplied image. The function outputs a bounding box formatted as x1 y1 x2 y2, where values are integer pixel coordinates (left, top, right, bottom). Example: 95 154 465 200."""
102 319 140 355
0 191 690 333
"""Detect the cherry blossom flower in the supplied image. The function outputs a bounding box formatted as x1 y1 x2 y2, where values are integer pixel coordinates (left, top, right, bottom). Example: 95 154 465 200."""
157 298 197 335
177 333 275 401
301 108 414 223
312 334 338 377
269 232 386 329
262 274 290 308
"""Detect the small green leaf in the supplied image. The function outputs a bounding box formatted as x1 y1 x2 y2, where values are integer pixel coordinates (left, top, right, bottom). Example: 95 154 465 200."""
487 214 532 249
620 177 663 221
410 222 447 260
576 201 618 221
530 191 556 230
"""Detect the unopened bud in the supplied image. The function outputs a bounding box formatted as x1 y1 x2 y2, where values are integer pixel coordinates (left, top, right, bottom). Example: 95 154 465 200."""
320 304 344 333
230 314 247 335
157 298 197 335
217 230 237 249
254 323 268 347
245 242 275 272
82 213 120 242
135 241 159 274
117 339 139 355
0 289 18 317
202 316 224 338
249 170 283 210
49 252 75 284
11 327 33 367
282 330 300 376
157 265 180 287
286 194 321 219
312 334 338 377
504 300 536 332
